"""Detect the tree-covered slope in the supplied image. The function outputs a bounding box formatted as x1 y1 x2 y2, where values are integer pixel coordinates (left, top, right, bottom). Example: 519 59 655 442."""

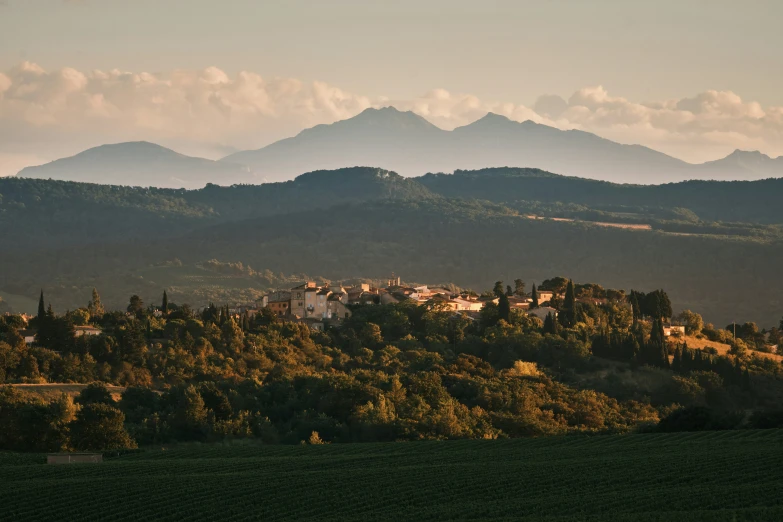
418 168 783 224
2 197 781 325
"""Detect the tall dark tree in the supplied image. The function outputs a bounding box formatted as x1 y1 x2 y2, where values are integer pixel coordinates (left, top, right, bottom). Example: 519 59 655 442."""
37 290 45 323
127 295 144 318
505 285 513 297
543 312 557 335
498 293 511 323
514 279 525 297
672 346 683 372
162 290 169 314
630 292 640 323
493 281 504 298
560 280 576 328
531 284 539 309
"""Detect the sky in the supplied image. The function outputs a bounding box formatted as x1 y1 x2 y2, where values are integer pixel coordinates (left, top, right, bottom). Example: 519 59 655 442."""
0 0 782 176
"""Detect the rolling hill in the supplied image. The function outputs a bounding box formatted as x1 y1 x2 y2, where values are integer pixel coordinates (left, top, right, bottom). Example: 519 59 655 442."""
2 168 782 324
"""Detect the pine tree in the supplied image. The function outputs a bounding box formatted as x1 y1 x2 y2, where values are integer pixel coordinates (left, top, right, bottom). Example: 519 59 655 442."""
87 288 104 319
531 284 539 309
506 285 513 297
162 290 169 314
514 279 525 297
493 281 504 298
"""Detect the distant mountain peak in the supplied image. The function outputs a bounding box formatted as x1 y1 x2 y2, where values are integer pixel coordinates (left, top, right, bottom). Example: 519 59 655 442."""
727 149 769 159
17 140 255 189
346 106 438 128
74 141 184 159
478 112 512 123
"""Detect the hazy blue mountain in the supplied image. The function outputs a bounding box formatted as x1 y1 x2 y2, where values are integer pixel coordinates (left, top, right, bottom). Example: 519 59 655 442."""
17 141 258 189
697 149 783 180
223 107 449 182
223 108 782 184
16 112 783 188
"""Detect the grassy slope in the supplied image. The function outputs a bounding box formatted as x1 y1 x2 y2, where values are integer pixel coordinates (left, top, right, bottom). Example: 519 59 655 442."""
2 430 783 521
670 335 783 363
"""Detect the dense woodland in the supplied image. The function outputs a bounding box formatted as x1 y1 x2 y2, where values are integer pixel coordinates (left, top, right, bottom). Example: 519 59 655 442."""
2 281 783 452
2 168 783 325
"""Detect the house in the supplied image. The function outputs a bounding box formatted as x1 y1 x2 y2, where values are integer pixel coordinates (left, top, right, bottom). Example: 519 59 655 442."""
19 329 36 345
327 295 352 320
664 325 686 337
536 290 555 305
304 286 320 317
290 282 316 318
74 326 102 337
449 297 484 311
380 293 400 305
267 298 291 317
291 317 325 332
508 297 531 310
528 307 558 321
313 288 332 318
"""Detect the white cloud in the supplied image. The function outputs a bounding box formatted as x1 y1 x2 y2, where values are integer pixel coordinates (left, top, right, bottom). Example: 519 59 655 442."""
1 62 782 177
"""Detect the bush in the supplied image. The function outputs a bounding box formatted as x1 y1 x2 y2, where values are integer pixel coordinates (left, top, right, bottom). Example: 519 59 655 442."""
656 406 740 432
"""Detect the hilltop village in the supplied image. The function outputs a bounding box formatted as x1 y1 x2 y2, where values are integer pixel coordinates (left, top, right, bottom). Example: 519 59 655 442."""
256 277 560 332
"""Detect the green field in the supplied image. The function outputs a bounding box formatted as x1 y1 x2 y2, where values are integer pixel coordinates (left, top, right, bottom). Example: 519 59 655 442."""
2 430 783 521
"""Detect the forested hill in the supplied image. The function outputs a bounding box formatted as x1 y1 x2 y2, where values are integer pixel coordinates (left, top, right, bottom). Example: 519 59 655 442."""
0 168 433 248
418 168 783 224
1 168 782 325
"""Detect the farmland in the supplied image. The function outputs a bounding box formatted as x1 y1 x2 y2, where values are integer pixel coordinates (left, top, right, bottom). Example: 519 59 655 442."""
2 430 783 521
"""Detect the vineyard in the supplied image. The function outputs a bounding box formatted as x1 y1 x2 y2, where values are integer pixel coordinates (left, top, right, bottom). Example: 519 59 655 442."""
2 430 783 521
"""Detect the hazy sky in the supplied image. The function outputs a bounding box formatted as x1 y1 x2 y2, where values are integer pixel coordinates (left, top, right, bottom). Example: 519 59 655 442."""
1 0 782 175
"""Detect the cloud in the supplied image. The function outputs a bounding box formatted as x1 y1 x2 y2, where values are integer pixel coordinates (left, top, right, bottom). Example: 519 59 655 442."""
1 62 782 176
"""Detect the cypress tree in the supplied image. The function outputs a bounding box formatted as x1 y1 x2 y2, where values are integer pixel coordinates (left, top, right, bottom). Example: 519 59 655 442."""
162 290 169 314
37 290 45 322
681 342 692 372
630 292 640 323
506 285 513 297
543 312 556 335
531 284 539 309
734 358 743 386
493 281 504 298
498 293 511 322
693 349 702 371
672 346 682 372
560 280 576 328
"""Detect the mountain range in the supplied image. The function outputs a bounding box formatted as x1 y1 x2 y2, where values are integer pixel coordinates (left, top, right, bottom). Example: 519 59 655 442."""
13 107 783 188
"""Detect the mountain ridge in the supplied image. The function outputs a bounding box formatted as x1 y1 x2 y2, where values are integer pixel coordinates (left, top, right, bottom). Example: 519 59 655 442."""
15 109 783 187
